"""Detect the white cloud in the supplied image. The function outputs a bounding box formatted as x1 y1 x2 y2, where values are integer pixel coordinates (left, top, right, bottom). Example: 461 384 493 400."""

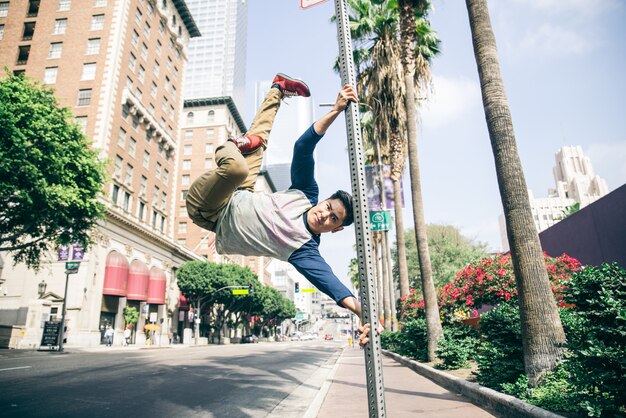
584 141 626 190
420 75 482 128
508 0 621 16
520 23 594 56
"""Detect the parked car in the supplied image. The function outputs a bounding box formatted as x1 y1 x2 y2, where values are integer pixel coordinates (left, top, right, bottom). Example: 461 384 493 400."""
241 334 259 344
323 334 334 341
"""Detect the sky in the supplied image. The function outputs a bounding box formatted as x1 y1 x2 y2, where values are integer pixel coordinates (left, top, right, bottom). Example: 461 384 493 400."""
243 0 626 289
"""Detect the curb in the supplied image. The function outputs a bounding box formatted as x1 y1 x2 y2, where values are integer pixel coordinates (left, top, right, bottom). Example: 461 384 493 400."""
382 350 565 418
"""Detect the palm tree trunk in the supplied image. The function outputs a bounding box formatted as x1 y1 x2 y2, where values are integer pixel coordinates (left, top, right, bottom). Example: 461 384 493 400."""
383 230 398 330
391 177 410 296
398 0 443 361
465 0 566 385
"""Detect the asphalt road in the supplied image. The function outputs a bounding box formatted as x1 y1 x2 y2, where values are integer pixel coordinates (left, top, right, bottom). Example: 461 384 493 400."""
0 340 344 418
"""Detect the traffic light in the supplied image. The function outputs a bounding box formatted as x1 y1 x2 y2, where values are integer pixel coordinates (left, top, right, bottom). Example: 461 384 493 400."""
248 284 254 295
295 282 300 293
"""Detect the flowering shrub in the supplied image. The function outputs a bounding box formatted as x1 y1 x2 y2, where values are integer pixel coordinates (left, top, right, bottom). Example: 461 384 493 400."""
398 252 581 322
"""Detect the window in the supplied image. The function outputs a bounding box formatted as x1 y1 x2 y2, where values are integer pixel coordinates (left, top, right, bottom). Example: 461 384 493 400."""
147 2 154 14
58 0 71 11
111 184 120 204
118 128 126 147
17 46 31 65
164 76 170 92
178 222 187 233
114 155 123 177
155 162 161 180
123 191 131 212
125 76 133 90
206 128 214 138
207 110 215 121
154 61 160 76
134 8 142 25
205 143 213 154
182 160 191 170
22 22 36 40
129 137 136 156
91 14 104 30
181 175 190 186
161 192 166 209
152 210 157 227
143 21 150 38
129 52 136 71
125 164 133 185
179 206 187 217
178 239 186 246
184 130 192 140
141 42 148 60
158 19 165 35
184 145 192 155
95 0 107 7
204 158 212 169
76 89 92 106
138 65 145 82
48 42 63 58
132 30 139 46
54 19 67 35
0 2 8 17
86 38 100 55
44 67 58 84
140 176 147 196
181 190 188 201
138 201 145 221
75 116 87 133
163 169 169 185
81 62 96 80
171 85 176 100
156 40 162 55
160 215 165 232
150 81 157 98
143 151 150 168
0 24 4 40
186 112 193 122
27 0 40 16
152 186 159 202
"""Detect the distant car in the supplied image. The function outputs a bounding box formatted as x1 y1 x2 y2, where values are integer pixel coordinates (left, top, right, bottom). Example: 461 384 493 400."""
323 334 334 341
241 334 259 344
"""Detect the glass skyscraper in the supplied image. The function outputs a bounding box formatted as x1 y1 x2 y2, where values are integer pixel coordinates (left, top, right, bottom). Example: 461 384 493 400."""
183 0 248 112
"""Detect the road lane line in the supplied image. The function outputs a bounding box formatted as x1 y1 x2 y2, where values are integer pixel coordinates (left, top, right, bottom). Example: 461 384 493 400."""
0 366 32 372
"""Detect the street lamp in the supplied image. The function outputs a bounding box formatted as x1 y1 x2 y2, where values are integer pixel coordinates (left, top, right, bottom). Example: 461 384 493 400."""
38 280 47 298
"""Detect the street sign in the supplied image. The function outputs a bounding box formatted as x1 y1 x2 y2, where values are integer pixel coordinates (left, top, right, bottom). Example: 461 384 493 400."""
149 312 157 323
65 261 80 273
300 0 328 8
370 211 392 231
232 289 249 295
300 288 316 293
295 312 305 320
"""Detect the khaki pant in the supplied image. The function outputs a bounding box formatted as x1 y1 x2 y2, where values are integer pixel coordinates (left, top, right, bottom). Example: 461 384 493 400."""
186 88 282 231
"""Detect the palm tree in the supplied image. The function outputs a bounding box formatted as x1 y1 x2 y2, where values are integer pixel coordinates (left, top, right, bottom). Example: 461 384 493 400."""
465 0 566 385
396 0 443 360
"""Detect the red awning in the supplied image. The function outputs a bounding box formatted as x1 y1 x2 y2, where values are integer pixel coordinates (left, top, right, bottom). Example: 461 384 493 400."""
179 291 190 311
147 268 166 305
127 260 149 301
103 251 128 296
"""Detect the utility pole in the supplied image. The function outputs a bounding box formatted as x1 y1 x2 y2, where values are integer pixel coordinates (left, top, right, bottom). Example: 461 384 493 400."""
334 0 386 415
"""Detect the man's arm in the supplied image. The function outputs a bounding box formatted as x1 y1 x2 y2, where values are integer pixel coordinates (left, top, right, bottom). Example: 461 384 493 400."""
313 85 358 135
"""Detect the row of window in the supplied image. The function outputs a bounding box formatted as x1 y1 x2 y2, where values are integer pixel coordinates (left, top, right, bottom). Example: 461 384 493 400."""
43 62 96 84
0 0 111 19
111 183 167 233
117 128 170 183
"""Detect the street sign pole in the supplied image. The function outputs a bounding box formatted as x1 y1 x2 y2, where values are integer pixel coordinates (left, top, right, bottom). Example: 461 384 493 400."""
57 272 70 352
334 0 386 415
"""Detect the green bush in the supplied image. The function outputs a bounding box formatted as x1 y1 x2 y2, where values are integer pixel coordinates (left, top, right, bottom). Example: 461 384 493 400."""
562 263 626 417
435 323 480 370
380 318 428 362
474 302 525 390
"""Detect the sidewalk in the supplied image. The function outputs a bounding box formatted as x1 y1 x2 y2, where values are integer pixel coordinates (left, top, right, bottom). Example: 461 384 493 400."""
315 347 498 418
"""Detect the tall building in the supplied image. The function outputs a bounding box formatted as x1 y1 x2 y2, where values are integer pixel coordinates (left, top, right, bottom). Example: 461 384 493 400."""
499 146 609 251
0 0 200 348
183 0 247 111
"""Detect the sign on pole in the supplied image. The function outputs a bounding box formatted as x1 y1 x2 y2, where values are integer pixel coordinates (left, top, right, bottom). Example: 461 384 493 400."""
232 289 249 295
370 211 392 232
300 0 328 8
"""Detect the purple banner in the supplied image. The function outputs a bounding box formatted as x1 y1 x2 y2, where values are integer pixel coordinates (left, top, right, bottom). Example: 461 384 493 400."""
72 244 85 260
365 165 403 211
58 247 70 261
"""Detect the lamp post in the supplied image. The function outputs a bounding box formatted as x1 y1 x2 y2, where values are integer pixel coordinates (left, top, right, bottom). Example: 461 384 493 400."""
38 280 47 298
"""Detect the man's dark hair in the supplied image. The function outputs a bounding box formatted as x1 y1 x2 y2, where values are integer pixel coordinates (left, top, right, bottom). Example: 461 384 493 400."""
330 190 354 226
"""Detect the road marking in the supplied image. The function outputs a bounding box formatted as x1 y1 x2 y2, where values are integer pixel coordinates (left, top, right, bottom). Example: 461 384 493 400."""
0 366 32 372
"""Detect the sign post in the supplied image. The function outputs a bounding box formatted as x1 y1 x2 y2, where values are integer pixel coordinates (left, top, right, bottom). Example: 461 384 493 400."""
333 0 386 415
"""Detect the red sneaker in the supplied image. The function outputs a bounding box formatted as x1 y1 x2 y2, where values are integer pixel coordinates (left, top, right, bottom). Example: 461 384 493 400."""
230 134 263 155
272 73 311 98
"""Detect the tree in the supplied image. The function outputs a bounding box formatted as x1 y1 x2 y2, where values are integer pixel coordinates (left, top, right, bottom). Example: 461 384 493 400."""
465 0 567 385
556 202 580 220
394 224 489 291
0 72 106 269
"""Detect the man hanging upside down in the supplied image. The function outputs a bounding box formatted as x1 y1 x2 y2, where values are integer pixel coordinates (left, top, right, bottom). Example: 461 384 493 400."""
186 74 365 328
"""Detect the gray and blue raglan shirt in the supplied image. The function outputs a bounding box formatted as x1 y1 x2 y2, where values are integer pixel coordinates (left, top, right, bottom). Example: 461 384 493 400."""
215 124 354 305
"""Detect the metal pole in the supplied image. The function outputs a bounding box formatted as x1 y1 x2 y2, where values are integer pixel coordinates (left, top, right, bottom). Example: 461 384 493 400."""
334 0 386 415
58 272 70 352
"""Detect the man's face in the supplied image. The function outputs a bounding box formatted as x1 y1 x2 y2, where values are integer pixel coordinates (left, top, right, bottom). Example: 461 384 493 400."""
307 198 347 235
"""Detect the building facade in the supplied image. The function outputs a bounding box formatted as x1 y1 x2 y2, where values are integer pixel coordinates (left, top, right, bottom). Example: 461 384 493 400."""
182 0 247 111
0 0 201 348
499 146 609 251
